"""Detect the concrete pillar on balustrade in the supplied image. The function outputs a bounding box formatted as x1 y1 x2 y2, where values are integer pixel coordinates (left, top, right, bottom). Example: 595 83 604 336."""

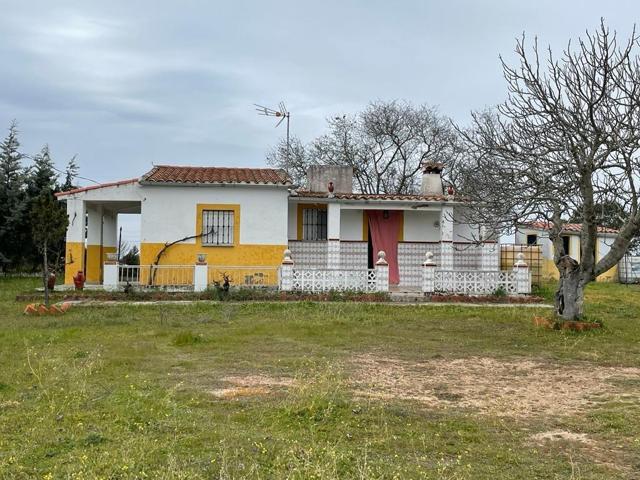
327 202 341 269
280 249 294 291
375 251 389 292
513 253 531 294
103 254 119 291
439 205 454 270
194 254 208 292
422 251 437 294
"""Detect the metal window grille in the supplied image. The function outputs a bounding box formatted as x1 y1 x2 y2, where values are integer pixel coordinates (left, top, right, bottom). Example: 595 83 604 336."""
302 208 327 241
202 210 234 245
500 244 542 287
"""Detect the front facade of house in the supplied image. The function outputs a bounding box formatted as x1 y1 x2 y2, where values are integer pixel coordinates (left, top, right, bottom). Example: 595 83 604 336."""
57 164 509 292
515 222 619 282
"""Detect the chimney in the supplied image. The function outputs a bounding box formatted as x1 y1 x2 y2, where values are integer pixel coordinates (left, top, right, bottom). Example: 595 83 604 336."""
307 165 353 193
421 161 444 196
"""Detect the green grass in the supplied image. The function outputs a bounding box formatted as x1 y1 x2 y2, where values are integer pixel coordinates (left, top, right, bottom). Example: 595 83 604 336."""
1 277 639 478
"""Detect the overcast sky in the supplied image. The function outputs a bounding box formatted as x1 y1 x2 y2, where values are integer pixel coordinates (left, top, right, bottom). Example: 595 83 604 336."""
1 1 638 186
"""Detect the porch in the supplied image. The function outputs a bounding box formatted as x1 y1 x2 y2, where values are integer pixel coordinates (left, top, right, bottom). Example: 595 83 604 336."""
287 240 500 289
287 197 501 289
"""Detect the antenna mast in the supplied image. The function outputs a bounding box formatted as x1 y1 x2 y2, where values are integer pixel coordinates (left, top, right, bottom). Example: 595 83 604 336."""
254 102 291 158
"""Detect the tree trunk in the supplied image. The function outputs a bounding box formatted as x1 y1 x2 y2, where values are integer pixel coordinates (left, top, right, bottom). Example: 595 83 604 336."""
555 255 585 321
43 240 49 307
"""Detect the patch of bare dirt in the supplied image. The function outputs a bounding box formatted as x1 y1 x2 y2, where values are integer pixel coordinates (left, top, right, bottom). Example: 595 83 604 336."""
350 354 640 419
210 375 294 399
529 430 638 476
531 430 593 444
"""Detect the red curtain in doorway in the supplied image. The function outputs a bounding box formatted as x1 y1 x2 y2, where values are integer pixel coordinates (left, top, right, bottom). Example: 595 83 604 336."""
368 210 401 284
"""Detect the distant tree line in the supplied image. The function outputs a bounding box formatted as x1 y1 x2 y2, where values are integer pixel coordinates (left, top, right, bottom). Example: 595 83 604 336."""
0 121 78 274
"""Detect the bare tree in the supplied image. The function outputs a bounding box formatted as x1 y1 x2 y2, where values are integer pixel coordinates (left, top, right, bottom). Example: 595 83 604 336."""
265 136 312 187
267 100 458 194
455 21 640 320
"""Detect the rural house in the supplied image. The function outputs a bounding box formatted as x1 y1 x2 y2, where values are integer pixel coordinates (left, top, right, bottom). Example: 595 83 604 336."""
515 222 619 282
56 163 531 294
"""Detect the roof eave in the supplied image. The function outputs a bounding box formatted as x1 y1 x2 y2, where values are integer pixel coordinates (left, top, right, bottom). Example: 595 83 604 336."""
138 180 291 188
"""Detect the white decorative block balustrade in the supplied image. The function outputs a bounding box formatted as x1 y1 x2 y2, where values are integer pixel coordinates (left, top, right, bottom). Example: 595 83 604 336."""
433 270 519 295
280 249 387 293
422 251 531 295
290 269 378 292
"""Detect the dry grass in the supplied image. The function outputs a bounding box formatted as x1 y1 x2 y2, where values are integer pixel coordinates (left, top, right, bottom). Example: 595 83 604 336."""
209 375 294 399
350 353 640 419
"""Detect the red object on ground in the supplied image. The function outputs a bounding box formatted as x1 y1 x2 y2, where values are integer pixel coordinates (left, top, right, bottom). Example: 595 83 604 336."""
24 304 37 315
73 271 85 290
367 210 402 284
49 305 63 315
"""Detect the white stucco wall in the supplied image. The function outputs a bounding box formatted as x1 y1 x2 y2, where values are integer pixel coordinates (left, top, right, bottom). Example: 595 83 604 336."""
64 198 86 243
84 205 118 247
287 203 297 240
102 211 118 248
517 227 617 262
340 209 363 241
140 185 289 245
515 228 553 258
453 222 480 242
69 182 144 202
598 236 613 260
403 210 439 242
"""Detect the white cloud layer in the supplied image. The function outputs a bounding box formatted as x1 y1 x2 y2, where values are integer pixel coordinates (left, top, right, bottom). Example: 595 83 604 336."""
1 0 638 183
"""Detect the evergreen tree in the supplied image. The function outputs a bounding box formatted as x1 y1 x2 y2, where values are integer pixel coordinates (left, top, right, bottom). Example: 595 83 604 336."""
27 144 58 198
0 121 26 269
31 189 68 305
23 145 63 268
62 156 79 191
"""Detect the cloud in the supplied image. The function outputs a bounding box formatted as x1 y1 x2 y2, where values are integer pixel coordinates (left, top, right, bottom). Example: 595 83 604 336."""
0 0 638 184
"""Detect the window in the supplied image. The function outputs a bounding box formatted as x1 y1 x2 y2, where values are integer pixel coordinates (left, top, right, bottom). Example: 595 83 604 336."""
526 234 538 245
302 207 327 241
202 210 234 245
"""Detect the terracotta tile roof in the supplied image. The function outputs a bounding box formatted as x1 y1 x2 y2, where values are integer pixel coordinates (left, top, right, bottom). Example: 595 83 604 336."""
140 165 291 185
524 221 619 235
294 190 452 202
55 178 139 197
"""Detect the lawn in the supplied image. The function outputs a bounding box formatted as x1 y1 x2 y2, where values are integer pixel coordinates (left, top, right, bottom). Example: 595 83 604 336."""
1 278 639 479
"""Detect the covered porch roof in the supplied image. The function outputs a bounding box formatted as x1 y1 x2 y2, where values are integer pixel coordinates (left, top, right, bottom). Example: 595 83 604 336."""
290 190 461 210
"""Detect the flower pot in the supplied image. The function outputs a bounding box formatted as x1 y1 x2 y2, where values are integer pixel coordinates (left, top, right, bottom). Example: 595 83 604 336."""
73 271 85 291
47 272 56 291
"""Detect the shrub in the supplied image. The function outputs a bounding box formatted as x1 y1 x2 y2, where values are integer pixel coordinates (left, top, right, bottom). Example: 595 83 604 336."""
493 285 507 297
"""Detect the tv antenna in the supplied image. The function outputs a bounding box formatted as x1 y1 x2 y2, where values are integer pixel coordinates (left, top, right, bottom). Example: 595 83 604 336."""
254 102 291 157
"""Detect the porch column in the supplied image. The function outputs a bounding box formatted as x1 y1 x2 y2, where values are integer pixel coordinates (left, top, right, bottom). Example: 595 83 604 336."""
85 205 103 284
102 210 118 261
63 198 86 285
439 205 454 270
327 203 341 269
